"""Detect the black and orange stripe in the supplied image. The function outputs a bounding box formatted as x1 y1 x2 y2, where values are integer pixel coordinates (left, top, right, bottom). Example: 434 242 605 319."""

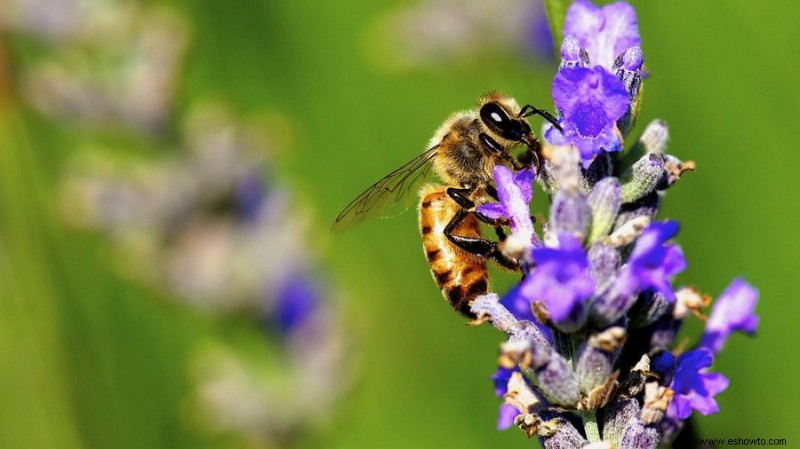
418 185 488 317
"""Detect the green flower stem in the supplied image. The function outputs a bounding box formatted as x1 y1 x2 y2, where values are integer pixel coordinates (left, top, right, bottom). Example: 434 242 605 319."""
579 410 601 443
543 0 571 55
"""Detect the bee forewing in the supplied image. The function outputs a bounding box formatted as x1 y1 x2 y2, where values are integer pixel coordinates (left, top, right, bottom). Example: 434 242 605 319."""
332 146 439 232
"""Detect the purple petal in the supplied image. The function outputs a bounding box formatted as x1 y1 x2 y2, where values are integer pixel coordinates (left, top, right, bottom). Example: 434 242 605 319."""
617 221 685 300
563 0 603 46
497 403 519 430
492 366 516 396
595 2 640 68
513 168 535 204
560 35 587 68
700 278 759 354
488 165 536 243
521 234 595 325
668 349 728 419
476 202 507 220
563 0 641 69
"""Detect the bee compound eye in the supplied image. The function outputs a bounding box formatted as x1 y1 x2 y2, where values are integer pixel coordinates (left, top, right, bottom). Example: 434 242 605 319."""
480 103 509 129
480 102 526 141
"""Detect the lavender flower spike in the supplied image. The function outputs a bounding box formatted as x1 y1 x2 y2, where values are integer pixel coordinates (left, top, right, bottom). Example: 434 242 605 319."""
453 1 758 445
700 278 759 354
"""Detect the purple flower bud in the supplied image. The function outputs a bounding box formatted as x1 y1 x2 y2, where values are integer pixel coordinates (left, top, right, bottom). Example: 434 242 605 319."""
562 0 641 70
575 327 625 395
620 154 665 203
545 66 629 167
613 47 644 98
587 177 621 241
615 221 686 302
601 398 640 445
613 191 661 233
628 290 671 328
492 367 521 429
587 242 621 289
559 35 589 68
521 234 595 333
648 316 682 354
669 349 729 419
530 345 580 406
619 420 659 449
700 278 759 355
613 46 644 136
549 189 591 238
539 413 588 449
589 291 638 326
497 403 519 430
636 120 670 155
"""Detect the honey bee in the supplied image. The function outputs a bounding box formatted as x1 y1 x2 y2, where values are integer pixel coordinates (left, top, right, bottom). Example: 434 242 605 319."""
333 92 560 317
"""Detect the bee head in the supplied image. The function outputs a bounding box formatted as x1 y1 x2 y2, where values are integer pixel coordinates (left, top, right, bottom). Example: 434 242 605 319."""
479 97 533 144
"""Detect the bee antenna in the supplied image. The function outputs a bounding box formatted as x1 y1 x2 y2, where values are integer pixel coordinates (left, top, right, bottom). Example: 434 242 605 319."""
519 104 563 132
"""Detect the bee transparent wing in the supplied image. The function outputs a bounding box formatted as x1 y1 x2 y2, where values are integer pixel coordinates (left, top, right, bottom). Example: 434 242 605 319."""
332 146 439 232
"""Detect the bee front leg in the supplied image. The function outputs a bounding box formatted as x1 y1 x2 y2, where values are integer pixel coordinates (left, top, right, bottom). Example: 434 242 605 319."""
444 208 520 271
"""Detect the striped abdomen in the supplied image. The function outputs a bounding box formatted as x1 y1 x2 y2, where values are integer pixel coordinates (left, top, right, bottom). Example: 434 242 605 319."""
418 185 488 317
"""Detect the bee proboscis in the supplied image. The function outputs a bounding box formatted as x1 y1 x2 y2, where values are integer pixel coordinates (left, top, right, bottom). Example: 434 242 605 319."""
334 92 559 316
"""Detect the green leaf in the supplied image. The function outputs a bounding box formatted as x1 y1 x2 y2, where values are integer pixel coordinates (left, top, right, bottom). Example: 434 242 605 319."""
543 0 571 55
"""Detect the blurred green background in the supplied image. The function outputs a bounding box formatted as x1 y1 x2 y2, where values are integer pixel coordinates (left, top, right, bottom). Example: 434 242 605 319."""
1 0 798 448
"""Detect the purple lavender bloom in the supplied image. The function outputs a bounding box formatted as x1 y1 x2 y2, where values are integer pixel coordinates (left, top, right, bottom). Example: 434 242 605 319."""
669 349 729 420
520 234 595 327
615 221 686 302
563 0 641 70
500 284 535 322
477 165 537 246
526 2 555 61
544 66 629 166
700 278 759 355
500 285 554 342
236 171 267 221
492 366 520 430
274 272 320 334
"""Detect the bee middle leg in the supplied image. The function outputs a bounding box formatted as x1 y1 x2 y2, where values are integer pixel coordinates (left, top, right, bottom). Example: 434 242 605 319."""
444 208 520 271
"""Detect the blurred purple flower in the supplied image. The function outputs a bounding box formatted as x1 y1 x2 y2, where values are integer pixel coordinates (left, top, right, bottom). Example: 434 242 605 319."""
563 0 640 69
500 285 554 342
616 221 686 301
669 349 729 420
700 278 759 355
526 4 555 61
520 234 595 325
274 272 320 334
545 66 629 166
236 171 267 221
